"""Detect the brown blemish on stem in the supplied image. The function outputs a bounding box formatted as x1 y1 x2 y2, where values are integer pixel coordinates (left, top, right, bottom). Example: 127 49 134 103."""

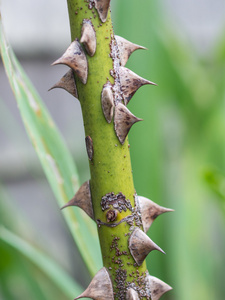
101 192 133 212
126 271 152 299
106 209 118 222
85 135 94 160
110 35 124 106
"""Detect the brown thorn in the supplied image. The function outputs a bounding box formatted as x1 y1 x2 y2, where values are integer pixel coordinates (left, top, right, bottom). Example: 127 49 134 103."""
48 69 78 99
119 66 157 106
138 196 174 233
80 19 96 56
115 35 147 67
126 288 140 300
61 181 94 220
101 82 114 123
93 0 111 23
52 39 88 84
114 103 142 144
147 275 172 300
128 227 165 266
74 267 114 300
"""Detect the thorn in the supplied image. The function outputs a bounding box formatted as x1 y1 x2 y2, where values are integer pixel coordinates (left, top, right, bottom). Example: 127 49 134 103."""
52 39 88 84
94 0 111 23
101 82 114 123
74 267 114 300
126 288 140 300
48 69 78 98
128 227 165 266
115 35 147 67
114 103 142 144
80 19 96 56
85 136 94 161
119 66 156 105
147 275 172 300
61 181 94 220
138 196 174 233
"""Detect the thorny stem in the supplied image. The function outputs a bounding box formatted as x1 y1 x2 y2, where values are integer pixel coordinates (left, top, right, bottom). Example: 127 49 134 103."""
66 0 153 299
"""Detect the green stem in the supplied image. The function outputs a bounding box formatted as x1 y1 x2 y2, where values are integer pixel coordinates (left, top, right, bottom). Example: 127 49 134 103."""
67 0 149 299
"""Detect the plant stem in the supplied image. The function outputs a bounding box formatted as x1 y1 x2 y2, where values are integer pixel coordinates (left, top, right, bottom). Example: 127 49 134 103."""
64 1 170 299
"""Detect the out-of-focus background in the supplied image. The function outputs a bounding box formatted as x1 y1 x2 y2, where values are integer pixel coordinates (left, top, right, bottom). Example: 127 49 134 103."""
1 0 225 299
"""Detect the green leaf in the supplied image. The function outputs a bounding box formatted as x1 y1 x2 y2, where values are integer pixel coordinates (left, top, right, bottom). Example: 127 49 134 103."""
0 226 83 299
0 14 101 276
0 185 87 300
203 167 225 206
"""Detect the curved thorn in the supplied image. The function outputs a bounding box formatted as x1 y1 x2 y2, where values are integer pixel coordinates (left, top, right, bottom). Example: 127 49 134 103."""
119 66 156 105
101 82 114 123
52 39 88 84
147 275 172 300
126 288 140 300
48 69 78 99
80 19 96 56
129 227 165 266
138 196 174 233
74 267 114 300
115 35 147 67
94 0 111 23
114 103 142 144
61 181 94 220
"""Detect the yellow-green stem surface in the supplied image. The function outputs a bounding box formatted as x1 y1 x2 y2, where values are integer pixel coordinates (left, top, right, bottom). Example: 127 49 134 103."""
67 0 149 298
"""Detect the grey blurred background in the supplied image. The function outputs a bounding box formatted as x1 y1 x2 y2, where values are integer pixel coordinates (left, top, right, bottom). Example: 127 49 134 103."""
0 0 225 293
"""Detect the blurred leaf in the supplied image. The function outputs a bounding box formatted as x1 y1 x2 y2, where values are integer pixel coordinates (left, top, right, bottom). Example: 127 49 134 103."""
0 185 89 300
0 14 101 276
0 226 83 298
0 240 67 300
0 97 25 144
203 167 225 209
113 1 225 299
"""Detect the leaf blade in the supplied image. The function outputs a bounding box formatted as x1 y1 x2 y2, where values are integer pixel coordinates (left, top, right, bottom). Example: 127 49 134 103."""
0 226 83 298
0 14 101 276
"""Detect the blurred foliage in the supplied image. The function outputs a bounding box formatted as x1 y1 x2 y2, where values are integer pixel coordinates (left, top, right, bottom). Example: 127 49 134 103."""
204 167 225 212
1 0 225 300
0 15 101 277
0 185 84 300
112 0 225 299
